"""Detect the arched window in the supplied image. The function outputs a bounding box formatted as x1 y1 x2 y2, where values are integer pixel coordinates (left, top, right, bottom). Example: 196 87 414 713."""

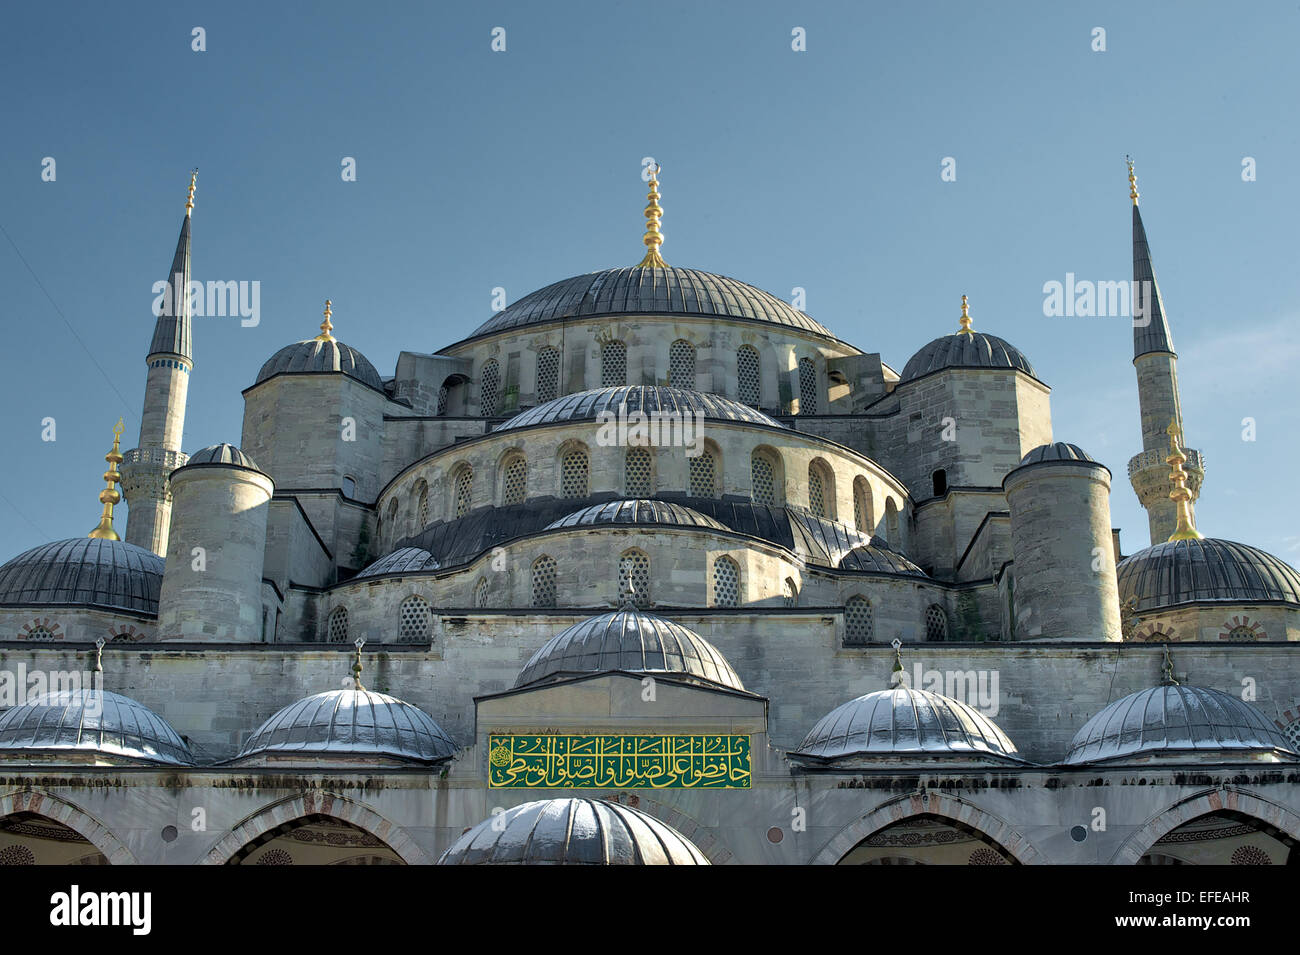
625 447 652 496
669 339 695 389
502 455 528 505
619 550 651 608
415 480 429 527
480 359 500 415
536 347 560 404
473 577 490 609
435 384 449 415
341 475 357 498
713 556 740 607
689 444 719 498
853 477 873 533
798 356 818 414
386 498 399 525
932 469 948 497
398 595 431 643
925 604 949 641
885 498 900 549
737 345 760 407
453 465 474 517
327 607 349 643
531 555 557 608
783 578 799 608
808 461 834 519
601 340 627 387
845 596 873 646
751 449 780 506
26 626 54 641
560 447 589 498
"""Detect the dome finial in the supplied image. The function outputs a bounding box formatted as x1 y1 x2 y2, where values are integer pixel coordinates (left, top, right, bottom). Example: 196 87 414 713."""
351 637 365 690
1160 644 1178 686
93 637 106 676
88 418 125 540
315 299 335 342
635 162 668 268
957 294 974 335
1127 156 1139 206
185 169 197 217
1165 420 1202 542
888 638 906 688
620 576 638 610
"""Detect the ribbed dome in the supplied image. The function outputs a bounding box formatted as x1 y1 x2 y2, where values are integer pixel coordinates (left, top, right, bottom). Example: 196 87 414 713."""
185 443 262 471
355 547 441 578
237 689 458 764
464 267 834 340
1117 538 1300 613
900 331 1035 383
1018 442 1096 466
792 687 1023 763
515 607 744 691
544 499 728 532
0 538 164 615
255 338 383 391
1064 684 1296 765
837 542 927 576
495 386 785 432
437 797 709 865
0 689 193 766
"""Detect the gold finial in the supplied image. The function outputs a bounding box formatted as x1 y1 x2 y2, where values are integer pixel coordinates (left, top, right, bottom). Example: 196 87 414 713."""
351 637 365 690
186 169 197 217
889 638 906 688
315 299 335 342
1165 420 1202 542
1127 156 1139 206
88 419 125 540
635 163 668 268
957 294 974 335
1160 644 1178 686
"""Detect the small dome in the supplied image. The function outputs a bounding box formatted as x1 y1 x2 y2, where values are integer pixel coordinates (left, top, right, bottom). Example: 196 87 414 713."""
184 443 262 471
255 338 383 391
463 267 835 341
545 499 728 532
792 687 1023 763
515 607 744 692
0 538 164 615
0 689 193 766
1064 684 1296 765
495 386 785 432
1117 538 1300 613
900 331 1035 383
837 542 927 576
437 797 709 865
237 688 458 764
355 547 441 578
1017 442 1096 466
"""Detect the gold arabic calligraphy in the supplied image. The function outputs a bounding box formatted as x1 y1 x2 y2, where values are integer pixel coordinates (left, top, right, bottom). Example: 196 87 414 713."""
488 734 752 789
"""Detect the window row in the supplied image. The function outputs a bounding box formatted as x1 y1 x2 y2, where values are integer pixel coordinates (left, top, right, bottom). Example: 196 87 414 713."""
843 597 949 645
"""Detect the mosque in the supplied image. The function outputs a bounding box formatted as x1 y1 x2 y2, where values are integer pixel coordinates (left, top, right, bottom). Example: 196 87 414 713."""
0 163 1298 865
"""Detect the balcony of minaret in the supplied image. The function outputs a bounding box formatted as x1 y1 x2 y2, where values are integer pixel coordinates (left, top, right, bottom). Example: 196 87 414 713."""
1129 446 1205 544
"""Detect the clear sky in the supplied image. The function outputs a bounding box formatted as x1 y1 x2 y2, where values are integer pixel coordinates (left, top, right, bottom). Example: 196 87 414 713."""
1 0 1297 568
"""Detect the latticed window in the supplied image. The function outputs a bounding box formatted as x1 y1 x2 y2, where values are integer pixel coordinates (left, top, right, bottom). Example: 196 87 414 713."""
808 465 826 517
398 595 431 643
454 466 474 517
473 577 489 609
502 455 528 505
689 447 717 498
416 481 429 527
619 551 651 607
601 340 627 387
435 385 449 415
845 596 873 645
27 627 54 641
1284 721 1300 752
536 347 560 403
798 356 818 414
560 448 589 498
625 447 652 496
752 451 776 506
925 604 949 641
853 477 872 533
737 345 760 406
669 339 695 389
532 556 557 608
327 607 349 643
784 578 798 608
480 359 500 415
713 556 740 607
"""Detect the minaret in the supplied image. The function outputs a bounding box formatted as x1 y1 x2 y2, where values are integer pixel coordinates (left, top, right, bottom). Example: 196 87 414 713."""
1125 160 1204 545
120 172 196 556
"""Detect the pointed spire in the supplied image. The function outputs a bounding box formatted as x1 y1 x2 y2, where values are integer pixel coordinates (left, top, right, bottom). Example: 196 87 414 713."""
147 172 195 361
88 419 125 540
1130 159 1175 359
1165 421 1202 541
957 294 974 335
315 299 335 342
635 163 668 268
351 637 365 690
888 638 906 688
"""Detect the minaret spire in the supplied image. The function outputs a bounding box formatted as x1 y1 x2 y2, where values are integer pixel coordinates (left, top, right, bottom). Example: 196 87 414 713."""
88 419 125 540
635 163 668 268
1129 160 1174 360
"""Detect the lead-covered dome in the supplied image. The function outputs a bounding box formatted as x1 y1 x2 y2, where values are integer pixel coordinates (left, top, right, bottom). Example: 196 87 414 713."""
255 338 383 391
544 499 728 532
237 688 458 764
0 538 165 615
355 546 441 578
1064 684 1296 765
900 331 1035 383
0 689 193 766
495 385 785 432
791 687 1023 764
184 443 263 472
515 607 744 692
1017 442 1096 466
464 267 835 340
837 541 927 576
437 797 709 865
1117 538 1300 613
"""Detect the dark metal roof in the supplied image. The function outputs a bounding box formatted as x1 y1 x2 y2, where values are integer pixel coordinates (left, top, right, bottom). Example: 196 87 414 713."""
1018 442 1096 466
0 538 165 615
837 541 927 576
184 443 262 471
494 386 785 432
1117 538 1300 613
0 689 193 766
900 331 1035 383
464 267 835 340
254 339 384 391
1132 204 1176 358
356 547 441 578
544 500 728 532
147 213 192 360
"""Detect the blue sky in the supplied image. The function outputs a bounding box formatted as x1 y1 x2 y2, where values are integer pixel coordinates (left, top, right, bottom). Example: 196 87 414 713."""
1 0 1297 566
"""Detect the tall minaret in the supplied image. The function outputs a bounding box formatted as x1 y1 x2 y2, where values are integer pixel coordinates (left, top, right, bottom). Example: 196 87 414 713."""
1126 160 1204 546
120 172 196 556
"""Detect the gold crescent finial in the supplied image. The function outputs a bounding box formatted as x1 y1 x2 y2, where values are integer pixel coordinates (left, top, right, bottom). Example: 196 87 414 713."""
351 637 365 690
315 299 335 342
635 162 668 268
1127 156 1139 206
889 638 905 688
1165 419 1202 542
88 418 125 540
186 169 197 217
957 294 974 335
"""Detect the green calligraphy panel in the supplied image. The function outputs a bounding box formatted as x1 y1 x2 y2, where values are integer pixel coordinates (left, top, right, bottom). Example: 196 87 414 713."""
487 734 751 789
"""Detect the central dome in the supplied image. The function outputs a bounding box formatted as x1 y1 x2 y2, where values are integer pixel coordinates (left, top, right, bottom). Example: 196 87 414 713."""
463 267 836 340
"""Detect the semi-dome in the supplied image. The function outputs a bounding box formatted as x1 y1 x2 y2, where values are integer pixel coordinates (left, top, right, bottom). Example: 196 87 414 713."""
184 443 263 472
355 546 441 578
0 689 193 766
900 331 1035 383
515 607 745 692
544 499 728 532
1117 538 1300 613
0 538 164 615
791 687 1023 763
1064 684 1296 765
237 688 458 764
254 338 384 392
436 797 709 865
495 385 785 432
837 541 927 576
462 267 835 341
1017 442 1096 466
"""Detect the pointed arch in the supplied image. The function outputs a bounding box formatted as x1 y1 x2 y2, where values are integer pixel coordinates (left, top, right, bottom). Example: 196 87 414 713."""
0 790 136 865
1113 788 1300 865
